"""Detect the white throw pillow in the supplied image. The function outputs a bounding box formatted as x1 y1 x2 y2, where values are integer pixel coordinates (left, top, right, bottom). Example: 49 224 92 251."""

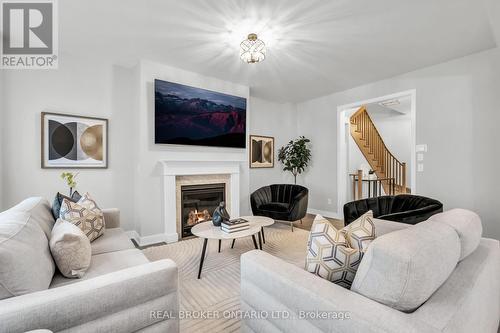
351 220 460 312
305 212 376 288
50 219 91 278
59 192 105 242
0 209 55 299
428 208 482 261
343 210 376 251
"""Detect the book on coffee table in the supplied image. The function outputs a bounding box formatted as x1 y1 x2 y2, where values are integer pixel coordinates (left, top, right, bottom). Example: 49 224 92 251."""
221 218 250 233
221 225 250 233
221 218 249 228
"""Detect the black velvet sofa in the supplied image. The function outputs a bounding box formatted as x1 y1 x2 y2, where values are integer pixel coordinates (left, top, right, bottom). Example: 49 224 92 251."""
343 194 443 225
251 184 308 231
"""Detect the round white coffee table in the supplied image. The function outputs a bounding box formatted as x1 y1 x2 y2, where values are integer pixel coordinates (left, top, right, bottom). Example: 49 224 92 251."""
230 216 274 249
191 216 274 279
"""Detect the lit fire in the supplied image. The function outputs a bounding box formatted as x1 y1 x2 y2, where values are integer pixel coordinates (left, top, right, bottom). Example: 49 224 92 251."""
187 209 210 226
194 210 206 222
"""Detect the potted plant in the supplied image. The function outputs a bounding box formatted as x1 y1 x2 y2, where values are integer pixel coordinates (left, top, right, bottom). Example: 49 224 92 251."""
277 136 311 184
61 172 79 196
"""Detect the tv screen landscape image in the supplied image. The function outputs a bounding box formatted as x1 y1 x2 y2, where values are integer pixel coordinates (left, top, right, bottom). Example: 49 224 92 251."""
155 79 247 148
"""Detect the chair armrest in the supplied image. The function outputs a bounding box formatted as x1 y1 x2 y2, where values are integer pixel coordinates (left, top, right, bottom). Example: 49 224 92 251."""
288 191 308 220
0 260 178 333
380 205 443 224
250 187 272 215
102 208 120 228
241 251 436 333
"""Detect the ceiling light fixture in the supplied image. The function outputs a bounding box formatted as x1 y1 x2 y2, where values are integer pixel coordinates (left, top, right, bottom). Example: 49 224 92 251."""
240 33 266 64
380 99 401 107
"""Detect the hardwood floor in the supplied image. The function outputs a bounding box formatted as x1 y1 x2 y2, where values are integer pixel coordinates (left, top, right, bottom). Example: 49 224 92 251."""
292 213 344 231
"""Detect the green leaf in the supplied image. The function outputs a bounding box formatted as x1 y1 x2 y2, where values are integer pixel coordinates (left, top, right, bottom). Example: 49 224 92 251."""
277 136 312 182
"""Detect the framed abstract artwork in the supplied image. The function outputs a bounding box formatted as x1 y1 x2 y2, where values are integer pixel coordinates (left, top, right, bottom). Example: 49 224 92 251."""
41 112 108 168
249 135 274 168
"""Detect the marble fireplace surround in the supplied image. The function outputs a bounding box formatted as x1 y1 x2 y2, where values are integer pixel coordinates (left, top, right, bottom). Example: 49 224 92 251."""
160 161 240 243
176 174 231 239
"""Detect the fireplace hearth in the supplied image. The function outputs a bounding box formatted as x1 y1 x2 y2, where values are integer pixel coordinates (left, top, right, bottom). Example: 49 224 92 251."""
180 183 225 238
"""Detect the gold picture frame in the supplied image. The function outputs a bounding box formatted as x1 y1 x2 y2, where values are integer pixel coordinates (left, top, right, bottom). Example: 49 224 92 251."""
249 135 274 168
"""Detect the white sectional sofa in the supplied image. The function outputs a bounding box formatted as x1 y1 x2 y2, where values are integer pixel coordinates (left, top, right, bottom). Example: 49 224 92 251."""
241 210 500 333
0 197 179 333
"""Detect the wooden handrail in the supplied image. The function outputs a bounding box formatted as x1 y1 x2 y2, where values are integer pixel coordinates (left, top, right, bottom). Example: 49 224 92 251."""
349 106 408 196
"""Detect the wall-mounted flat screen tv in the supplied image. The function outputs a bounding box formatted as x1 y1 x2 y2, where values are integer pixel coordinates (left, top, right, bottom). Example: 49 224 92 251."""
155 79 247 148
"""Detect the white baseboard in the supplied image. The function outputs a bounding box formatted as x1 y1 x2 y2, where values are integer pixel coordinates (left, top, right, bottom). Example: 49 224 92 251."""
125 231 179 247
125 230 140 244
164 233 179 244
139 233 169 246
307 208 342 220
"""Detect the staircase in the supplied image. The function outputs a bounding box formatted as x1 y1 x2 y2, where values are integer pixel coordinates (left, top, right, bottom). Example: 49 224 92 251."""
350 106 409 195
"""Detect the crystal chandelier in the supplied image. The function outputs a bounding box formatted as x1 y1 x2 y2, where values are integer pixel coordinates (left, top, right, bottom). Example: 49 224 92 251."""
240 33 266 64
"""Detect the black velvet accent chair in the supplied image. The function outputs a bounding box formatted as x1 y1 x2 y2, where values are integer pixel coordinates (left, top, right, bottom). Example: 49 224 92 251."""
343 194 443 226
251 184 309 231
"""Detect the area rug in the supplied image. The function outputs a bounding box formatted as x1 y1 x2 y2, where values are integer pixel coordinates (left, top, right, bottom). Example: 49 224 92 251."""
142 223 311 332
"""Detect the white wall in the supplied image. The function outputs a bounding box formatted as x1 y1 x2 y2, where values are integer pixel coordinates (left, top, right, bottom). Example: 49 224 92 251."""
0 55 302 240
1 55 137 231
134 60 250 237
249 97 298 192
297 47 500 240
3 48 499 240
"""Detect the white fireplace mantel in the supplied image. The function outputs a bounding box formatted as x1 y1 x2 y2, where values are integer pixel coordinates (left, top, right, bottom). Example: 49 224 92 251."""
160 160 241 243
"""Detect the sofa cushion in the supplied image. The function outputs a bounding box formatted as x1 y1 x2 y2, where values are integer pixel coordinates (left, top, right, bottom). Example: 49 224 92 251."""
305 215 363 288
343 211 376 251
49 248 149 288
372 217 412 236
50 219 91 278
428 208 482 261
91 228 135 255
351 220 461 312
0 210 55 299
7 197 55 239
259 202 289 212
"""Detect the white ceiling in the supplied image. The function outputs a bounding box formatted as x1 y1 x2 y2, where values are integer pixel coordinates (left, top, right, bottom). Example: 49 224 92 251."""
60 0 498 103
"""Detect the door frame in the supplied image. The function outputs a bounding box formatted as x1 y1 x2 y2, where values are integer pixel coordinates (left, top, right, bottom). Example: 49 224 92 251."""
336 89 417 218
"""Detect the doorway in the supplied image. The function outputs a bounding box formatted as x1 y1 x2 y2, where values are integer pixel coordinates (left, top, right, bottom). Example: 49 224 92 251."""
336 90 416 217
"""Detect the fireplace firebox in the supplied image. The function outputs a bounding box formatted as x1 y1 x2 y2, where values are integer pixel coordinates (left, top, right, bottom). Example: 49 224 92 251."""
180 183 225 238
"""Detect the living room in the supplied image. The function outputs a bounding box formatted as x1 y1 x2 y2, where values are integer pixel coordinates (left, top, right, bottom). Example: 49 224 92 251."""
0 0 499 332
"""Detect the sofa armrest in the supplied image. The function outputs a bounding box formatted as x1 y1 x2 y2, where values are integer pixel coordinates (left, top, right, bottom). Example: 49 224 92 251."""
0 260 179 333
241 251 437 333
102 208 120 228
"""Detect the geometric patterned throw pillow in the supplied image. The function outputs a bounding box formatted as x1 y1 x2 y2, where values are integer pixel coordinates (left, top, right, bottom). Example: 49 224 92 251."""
59 193 105 242
343 210 376 252
305 215 365 288
51 191 82 220
77 192 101 213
